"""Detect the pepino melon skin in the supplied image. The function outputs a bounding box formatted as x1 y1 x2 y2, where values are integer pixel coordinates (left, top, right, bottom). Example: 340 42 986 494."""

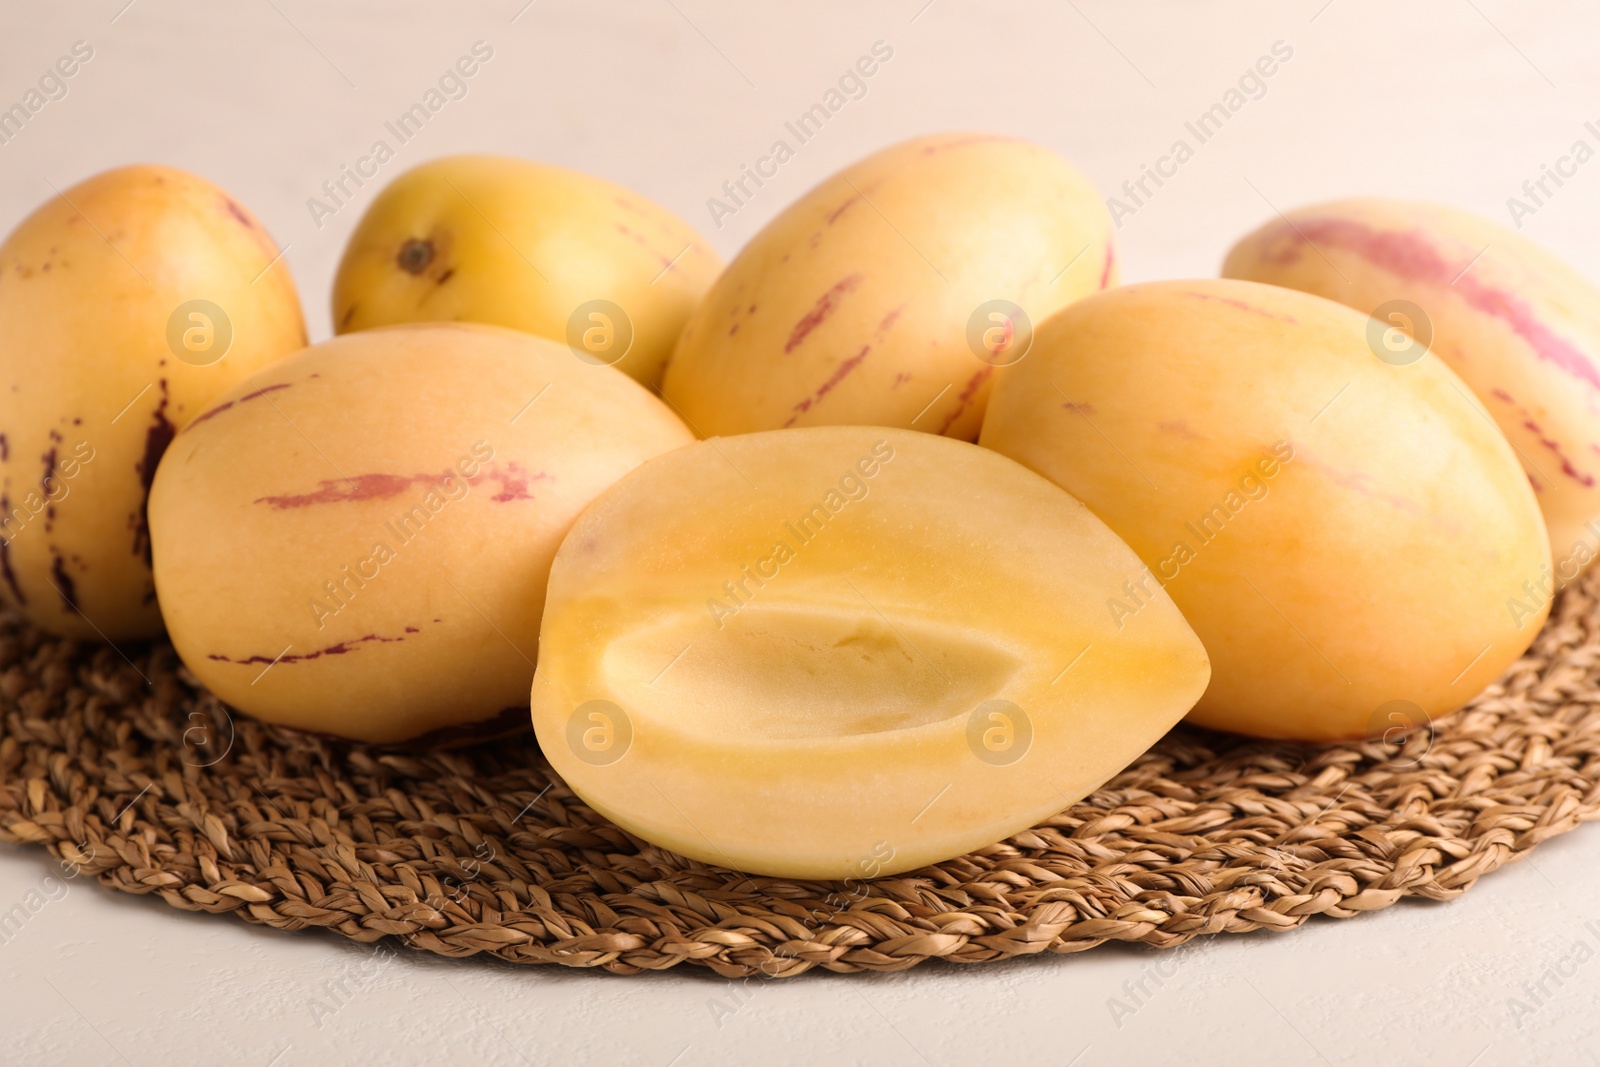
1224 195 1600 574
0 164 307 640
661 133 1117 441
981 278 1550 741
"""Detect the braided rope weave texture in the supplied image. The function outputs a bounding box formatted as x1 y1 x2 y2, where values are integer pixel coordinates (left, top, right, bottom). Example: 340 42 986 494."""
3 572 1599 978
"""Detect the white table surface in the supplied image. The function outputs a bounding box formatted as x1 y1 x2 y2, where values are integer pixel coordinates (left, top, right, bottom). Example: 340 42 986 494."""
4 2 1600 1064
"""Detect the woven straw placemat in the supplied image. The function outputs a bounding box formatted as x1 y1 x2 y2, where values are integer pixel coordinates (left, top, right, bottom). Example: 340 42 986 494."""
2 570 1599 978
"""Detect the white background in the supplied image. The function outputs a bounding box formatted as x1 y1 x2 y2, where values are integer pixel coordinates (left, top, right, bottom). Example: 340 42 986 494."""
4 2 1600 1064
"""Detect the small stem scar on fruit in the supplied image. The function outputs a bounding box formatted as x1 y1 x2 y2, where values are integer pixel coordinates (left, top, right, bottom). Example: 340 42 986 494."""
397 238 434 275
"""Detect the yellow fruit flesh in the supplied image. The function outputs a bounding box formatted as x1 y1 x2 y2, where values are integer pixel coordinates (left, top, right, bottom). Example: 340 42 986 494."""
531 427 1209 878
